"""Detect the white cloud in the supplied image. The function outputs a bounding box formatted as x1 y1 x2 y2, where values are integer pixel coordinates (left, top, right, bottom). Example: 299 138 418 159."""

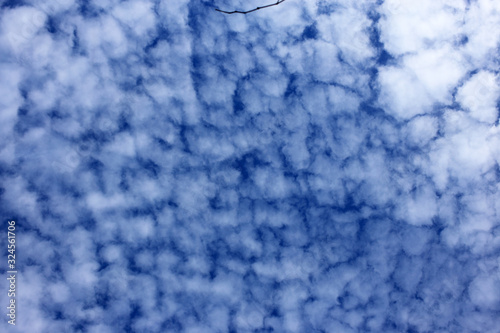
405 115 439 146
112 0 156 38
379 0 465 56
377 64 436 119
469 275 500 310
457 70 500 124
0 0 499 331
1 6 47 55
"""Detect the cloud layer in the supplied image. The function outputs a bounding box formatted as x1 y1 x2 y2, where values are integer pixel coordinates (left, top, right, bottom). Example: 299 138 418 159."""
0 0 499 332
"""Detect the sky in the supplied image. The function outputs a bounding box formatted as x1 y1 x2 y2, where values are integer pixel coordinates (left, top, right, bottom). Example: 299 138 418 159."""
0 0 500 332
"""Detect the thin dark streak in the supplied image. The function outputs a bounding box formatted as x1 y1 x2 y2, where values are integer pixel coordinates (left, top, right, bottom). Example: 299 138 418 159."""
215 0 286 14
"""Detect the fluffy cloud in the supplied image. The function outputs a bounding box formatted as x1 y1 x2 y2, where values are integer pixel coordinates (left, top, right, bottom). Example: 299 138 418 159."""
0 0 499 332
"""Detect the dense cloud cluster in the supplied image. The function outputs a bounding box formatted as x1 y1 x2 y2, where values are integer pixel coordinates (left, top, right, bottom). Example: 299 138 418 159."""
0 0 499 332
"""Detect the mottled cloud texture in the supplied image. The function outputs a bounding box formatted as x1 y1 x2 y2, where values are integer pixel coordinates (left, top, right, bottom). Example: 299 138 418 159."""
0 0 500 332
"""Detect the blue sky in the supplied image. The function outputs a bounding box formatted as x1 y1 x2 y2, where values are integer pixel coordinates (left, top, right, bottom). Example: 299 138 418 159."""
1 0 500 332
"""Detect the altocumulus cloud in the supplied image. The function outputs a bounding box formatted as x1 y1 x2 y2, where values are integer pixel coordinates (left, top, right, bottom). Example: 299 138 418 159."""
0 0 500 332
